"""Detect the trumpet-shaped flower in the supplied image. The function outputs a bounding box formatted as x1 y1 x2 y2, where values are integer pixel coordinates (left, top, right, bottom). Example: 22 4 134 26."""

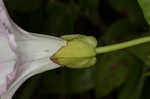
0 0 66 99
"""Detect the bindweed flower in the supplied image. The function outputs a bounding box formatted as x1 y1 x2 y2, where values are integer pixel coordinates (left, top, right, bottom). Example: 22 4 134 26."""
0 0 99 98
51 34 97 68
0 0 66 99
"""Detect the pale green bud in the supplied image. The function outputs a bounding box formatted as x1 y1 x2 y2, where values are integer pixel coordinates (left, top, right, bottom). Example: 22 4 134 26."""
51 34 97 68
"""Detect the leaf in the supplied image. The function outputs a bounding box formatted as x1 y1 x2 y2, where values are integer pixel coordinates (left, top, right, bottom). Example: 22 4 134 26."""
108 0 147 26
94 50 137 98
138 0 150 25
101 19 137 44
39 67 94 94
128 33 150 66
129 44 150 66
118 59 145 99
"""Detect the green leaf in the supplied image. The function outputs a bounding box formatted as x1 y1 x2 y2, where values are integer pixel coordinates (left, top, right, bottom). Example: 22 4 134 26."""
39 67 94 94
101 19 136 44
118 59 145 99
138 0 150 25
108 0 147 26
94 51 137 98
129 43 150 66
128 34 150 66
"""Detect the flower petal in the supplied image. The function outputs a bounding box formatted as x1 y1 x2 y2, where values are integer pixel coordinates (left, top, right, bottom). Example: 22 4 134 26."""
0 33 16 97
0 0 66 99
1 33 66 99
1 57 60 99
0 0 21 97
0 0 29 38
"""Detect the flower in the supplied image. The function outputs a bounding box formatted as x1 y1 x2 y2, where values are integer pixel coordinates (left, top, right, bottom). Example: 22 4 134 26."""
0 0 66 99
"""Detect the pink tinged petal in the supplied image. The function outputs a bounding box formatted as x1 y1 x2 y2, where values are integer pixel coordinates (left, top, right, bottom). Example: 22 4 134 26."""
0 36 16 97
0 0 66 99
0 36 16 63
0 0 29 56
0 0 30 58
1 33 66 99
0 0 16 36
0 0 19 97
0 0 28 38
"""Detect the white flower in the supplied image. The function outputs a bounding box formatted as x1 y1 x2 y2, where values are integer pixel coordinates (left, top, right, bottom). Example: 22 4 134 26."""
0 0 66 99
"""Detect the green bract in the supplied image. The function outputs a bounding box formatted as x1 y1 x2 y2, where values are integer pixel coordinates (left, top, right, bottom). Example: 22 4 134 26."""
51 34 97 68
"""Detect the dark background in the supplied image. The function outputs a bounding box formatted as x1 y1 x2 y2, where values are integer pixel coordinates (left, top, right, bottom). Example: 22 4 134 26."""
4 0 150 99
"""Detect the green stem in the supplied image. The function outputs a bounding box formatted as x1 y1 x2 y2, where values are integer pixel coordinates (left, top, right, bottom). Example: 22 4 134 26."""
96 36 150 54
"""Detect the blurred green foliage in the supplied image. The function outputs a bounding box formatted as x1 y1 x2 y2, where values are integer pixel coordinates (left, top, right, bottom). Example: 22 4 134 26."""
94 51 138 98
4 0 150 99
40 67 94 94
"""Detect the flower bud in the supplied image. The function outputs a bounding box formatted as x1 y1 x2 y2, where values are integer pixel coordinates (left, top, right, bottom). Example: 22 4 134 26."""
51 34 97 68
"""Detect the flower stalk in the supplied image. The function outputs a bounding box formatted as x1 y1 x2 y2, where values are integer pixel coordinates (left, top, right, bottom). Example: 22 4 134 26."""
96 36 150 54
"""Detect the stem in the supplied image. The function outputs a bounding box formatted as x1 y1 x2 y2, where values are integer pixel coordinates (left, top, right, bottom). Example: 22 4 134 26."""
96 36 150 54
